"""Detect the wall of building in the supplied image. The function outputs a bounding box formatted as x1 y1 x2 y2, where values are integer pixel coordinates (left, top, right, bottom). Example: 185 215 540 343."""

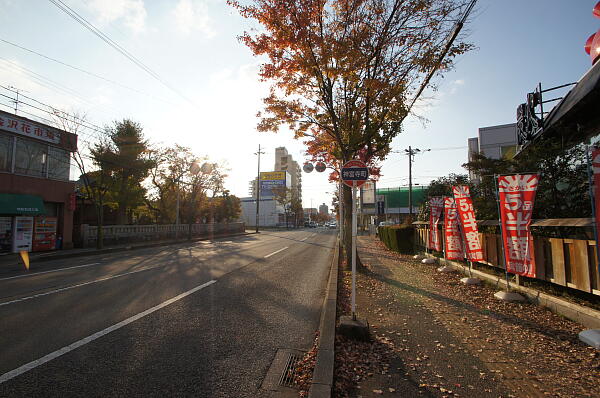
477 123 518 160
240 197 284 227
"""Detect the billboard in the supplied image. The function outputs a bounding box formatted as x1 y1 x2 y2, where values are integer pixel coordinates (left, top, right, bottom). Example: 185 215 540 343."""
259 171 287 197
360 181 376 205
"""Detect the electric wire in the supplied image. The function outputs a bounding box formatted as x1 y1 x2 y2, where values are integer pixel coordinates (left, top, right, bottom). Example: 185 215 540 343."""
47 0 194 106
0 37 175 105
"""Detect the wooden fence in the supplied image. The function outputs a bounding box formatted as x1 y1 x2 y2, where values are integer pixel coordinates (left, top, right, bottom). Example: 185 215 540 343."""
79 222 245 248
413 218 600 296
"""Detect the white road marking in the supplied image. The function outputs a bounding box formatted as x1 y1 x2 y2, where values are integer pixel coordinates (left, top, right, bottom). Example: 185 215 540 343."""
0 265 166 307
300 237 308 241
264 247 289 258
0 280 216 384
0 263 101 282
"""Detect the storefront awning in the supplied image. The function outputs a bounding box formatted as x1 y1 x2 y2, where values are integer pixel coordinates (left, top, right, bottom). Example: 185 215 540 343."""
0 194 45 215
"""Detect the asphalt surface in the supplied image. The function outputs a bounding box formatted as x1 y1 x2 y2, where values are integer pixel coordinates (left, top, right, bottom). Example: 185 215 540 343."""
0 228 336 397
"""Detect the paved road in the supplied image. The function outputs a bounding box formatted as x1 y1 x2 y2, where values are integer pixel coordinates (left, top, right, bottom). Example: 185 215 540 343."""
0 229 335 397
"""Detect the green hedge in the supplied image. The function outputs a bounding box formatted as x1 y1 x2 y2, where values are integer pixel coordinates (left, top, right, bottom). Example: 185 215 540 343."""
377 225 415 254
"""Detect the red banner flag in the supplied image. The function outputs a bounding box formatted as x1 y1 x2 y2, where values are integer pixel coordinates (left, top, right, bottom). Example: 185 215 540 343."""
592 149 600 253
452 186 483 262
428 197 444 251
444 197 464 260
498 174 539 277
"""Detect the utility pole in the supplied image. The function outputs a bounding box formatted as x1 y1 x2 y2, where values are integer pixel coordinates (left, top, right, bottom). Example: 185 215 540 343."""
403 146 430 219
255 144 264 233
8 86 24 115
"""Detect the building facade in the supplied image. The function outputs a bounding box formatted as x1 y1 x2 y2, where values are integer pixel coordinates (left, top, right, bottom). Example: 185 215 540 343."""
467 123 518 182
319 203 329 215
0 110 78 253
274 147 302 203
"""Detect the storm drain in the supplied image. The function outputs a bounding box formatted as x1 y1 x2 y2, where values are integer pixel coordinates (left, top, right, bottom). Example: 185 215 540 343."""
278 352 303 388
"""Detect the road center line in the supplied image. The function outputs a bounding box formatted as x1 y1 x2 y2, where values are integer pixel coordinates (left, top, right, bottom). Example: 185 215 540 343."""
0 263 101 282
0 265 166 307
0 279 216 384
264 247 289 258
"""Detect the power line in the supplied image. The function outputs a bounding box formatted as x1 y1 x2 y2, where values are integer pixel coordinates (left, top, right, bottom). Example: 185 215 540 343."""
0 37 175 106
0 91 106 141
47 0 195 106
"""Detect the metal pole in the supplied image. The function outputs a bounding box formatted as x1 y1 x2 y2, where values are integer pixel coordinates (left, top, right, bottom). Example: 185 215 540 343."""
351 184 357 320
339 178 343 241
255 144 262 233
494 175 511 291
175 180 180 240
408 146 413 219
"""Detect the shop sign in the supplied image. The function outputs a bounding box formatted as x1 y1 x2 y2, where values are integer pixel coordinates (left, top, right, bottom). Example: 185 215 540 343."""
498 174 539 277
0 113 61 145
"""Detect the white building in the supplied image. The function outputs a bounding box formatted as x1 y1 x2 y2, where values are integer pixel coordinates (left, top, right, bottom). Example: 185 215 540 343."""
240 197 285 227
467 123 518 182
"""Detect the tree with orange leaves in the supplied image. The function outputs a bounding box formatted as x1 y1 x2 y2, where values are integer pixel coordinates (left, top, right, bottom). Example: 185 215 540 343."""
230 0 476 264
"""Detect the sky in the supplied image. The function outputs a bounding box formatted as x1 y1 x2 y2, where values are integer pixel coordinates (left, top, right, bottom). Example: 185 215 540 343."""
0 0 598 210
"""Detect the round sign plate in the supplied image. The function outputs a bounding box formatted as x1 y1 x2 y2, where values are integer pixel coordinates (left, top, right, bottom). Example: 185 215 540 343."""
303 162 314 173
341 160 369 188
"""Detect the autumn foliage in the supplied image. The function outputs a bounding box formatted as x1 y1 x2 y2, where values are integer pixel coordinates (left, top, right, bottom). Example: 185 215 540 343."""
229 0 474 167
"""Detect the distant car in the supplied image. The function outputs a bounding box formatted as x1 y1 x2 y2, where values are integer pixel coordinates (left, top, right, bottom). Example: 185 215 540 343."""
378 221 394 226
308 221 317 228
327 222 337 229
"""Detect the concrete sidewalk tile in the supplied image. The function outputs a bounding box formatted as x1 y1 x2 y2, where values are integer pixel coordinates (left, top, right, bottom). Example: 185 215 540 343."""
308 382 331 398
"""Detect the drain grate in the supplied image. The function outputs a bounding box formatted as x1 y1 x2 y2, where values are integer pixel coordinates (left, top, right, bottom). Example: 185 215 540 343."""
278 352 303 388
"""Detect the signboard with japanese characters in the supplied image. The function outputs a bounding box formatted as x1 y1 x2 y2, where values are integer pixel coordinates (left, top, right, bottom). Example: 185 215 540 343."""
428 196 444 252
341 160 369 188
452 185 483 262
0 112 61 145
444 197 464 260
498 174 539 277
259 171 287 197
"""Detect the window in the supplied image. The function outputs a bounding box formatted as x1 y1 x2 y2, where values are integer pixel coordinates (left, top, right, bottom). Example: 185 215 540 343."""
48 146 70 180
15 137 47 177
0 133 13 172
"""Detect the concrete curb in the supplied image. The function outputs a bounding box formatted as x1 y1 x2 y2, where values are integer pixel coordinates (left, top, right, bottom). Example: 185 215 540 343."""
0 232 253 269
427 254 600 330
308 240 339 398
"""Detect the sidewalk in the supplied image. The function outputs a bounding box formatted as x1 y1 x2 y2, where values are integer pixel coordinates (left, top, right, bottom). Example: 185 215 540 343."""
333 235 600 398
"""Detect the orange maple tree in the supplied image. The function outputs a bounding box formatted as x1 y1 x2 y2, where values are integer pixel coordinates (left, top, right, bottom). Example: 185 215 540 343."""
230 0 475 262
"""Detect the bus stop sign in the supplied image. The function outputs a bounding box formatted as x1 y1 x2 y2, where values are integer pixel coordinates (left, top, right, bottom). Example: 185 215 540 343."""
341 160 369 188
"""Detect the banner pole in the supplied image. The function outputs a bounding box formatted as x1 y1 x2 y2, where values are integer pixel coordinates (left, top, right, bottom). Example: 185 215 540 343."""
351 183 357 320
442 198 447 261
585 145 600 279
494 175 511 292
